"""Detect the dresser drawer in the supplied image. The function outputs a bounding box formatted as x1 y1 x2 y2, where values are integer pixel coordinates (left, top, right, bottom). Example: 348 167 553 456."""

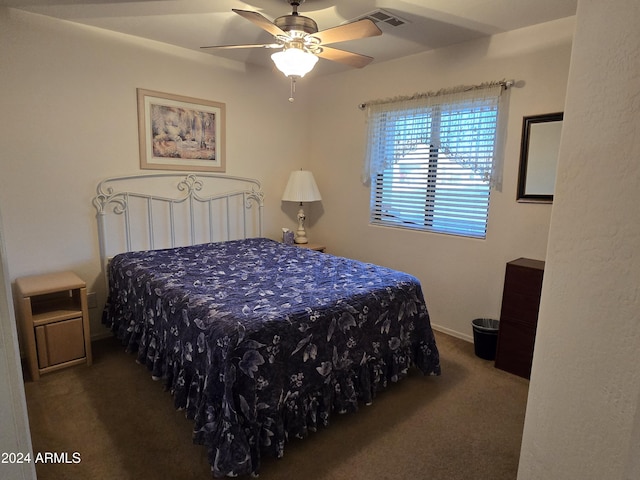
500 291 542 326
502 265 544 295
495 320 537 379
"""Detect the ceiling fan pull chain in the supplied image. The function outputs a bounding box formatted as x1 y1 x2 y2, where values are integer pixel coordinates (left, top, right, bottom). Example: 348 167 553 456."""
289 77 297 103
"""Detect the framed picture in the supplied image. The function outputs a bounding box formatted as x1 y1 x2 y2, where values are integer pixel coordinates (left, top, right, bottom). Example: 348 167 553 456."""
137 89 226 172
517 112 563 203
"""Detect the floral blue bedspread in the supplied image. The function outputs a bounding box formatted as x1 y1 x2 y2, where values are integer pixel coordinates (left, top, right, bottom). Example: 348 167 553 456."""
103 237 440 477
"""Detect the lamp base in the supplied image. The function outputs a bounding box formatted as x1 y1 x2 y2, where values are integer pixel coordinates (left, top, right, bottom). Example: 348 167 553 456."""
294 206 308 244
294 233 308 244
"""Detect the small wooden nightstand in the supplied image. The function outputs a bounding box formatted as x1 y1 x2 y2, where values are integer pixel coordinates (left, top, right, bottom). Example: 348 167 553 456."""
16 271 92 381
295 243 326 252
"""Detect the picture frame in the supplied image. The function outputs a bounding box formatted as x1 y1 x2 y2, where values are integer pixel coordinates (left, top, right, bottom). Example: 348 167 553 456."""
517 112 563 203
137 89 226 172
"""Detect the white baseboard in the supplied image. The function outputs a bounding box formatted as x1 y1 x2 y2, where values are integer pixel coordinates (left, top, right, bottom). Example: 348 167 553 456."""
431 323 473 343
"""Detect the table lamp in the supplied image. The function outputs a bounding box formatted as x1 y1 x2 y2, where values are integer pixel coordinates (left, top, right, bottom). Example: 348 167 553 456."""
281 170 322 244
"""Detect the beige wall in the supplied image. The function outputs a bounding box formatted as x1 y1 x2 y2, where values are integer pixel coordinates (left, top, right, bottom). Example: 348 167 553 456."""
307 17 574 339
519 1 640 478
0 9 575 342
0 8 312 338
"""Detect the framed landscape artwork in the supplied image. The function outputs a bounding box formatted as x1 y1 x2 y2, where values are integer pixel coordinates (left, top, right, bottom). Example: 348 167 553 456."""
137 89 226 172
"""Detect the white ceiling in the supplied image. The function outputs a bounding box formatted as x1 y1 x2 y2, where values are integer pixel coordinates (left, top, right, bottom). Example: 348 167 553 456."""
1 0 577 76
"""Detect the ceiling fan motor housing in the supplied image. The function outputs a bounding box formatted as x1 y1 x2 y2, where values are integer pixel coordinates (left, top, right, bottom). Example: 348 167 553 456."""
274 14 318 35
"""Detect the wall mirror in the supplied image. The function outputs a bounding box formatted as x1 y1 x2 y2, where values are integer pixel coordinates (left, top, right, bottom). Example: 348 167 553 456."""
517 112 563 203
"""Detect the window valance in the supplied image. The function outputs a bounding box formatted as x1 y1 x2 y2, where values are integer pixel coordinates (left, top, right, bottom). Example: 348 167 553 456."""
362 81 510 191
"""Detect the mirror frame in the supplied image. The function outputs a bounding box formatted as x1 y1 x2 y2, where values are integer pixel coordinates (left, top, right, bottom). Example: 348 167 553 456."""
517 112 563 203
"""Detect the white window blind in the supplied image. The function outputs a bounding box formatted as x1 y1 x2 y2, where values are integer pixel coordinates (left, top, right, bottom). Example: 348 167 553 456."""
364 83 506 239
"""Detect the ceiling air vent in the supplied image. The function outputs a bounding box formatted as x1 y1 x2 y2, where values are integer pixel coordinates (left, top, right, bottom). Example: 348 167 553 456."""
357 9 408 28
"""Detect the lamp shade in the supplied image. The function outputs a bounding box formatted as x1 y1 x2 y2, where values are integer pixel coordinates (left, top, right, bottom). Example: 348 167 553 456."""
271 48 318 78
282 170 322 203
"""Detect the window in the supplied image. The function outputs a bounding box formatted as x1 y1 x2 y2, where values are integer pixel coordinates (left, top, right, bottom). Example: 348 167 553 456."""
364 84 505 239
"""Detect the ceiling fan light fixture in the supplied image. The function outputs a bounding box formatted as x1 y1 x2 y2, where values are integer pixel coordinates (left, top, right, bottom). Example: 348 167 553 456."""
271 47 318 78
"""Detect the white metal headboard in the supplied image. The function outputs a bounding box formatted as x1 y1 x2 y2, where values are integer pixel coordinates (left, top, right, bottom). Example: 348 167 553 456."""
93 172 264 270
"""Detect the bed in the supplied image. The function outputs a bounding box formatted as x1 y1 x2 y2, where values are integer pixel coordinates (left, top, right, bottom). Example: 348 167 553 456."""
94 173 440 477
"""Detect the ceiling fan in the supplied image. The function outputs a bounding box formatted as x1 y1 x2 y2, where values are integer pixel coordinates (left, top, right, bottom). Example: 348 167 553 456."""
201 0 382 83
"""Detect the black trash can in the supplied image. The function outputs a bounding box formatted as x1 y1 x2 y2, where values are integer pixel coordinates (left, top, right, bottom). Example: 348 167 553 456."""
471 318 500 360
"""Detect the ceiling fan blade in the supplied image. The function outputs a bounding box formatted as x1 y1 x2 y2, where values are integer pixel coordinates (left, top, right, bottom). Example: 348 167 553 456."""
200 43 281 50
232 9 288 38
316 46 374 68
312 19 381 45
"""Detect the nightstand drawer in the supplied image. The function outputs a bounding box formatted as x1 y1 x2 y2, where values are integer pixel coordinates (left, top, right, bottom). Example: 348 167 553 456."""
35 317 86 368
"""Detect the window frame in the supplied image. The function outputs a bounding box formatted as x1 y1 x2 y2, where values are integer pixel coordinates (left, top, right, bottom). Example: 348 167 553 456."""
366 90 502 239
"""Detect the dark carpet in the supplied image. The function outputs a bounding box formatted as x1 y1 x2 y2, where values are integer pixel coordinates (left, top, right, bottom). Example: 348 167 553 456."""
23 331 528 479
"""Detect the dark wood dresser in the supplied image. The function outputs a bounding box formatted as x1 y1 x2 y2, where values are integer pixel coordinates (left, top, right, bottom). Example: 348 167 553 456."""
495 257 545 379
